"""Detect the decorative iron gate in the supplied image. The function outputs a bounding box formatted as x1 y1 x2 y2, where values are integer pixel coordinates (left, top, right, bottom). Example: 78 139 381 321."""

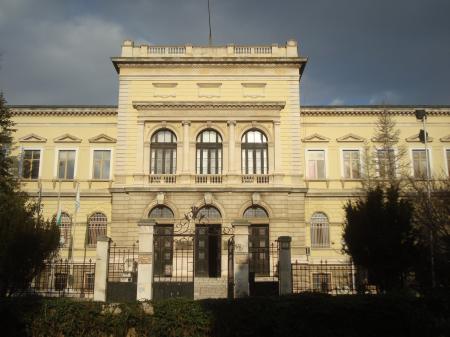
249 241 279 296
107 243 138 302
152 228 195 300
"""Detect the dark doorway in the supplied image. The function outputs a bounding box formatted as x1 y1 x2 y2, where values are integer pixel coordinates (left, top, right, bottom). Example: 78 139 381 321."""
195 224 221 277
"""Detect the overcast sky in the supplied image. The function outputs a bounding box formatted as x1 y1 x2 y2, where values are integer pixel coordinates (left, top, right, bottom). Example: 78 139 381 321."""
0 0 449 106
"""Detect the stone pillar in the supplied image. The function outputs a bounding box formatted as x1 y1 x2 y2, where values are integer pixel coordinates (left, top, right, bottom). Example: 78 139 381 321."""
278 236 292 295
137 220 155 301
227 120 236 174
182 121 190 173
273 121 281 174
94 236 110 302
233 220 250 297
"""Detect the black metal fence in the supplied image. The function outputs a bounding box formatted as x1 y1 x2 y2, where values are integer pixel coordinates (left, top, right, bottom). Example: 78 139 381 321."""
249 241 279 296
28 258 95 299
292 260 367 294
107 243 138 302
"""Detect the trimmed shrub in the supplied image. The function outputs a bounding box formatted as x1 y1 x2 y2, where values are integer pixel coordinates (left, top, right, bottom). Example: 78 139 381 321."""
1 293 449 337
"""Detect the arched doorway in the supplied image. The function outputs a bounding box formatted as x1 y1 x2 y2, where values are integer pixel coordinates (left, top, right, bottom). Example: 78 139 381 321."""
195 206 222 277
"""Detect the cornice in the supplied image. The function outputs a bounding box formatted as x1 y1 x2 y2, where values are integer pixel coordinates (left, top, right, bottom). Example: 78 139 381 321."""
9 106 118 116
133 101 286 110
111 57 308 73
301 106 450 116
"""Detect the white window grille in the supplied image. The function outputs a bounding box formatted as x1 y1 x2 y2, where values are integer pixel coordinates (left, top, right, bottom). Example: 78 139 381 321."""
310 212 330 248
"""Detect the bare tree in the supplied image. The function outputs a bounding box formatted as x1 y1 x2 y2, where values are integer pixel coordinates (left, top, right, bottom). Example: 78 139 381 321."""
361 109 408 191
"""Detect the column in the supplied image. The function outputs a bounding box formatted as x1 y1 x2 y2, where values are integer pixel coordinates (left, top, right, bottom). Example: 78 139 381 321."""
227 120 237 174
182 121 190 173
278 236 292 295
233 220 250 297
137 220 155 301
273 121 281 174
94 236 110 302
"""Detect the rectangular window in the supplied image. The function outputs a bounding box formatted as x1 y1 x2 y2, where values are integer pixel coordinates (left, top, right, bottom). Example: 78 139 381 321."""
312 273 331 293
446 149 450 176
57 150 76 179
92 150 111 179
22 149 41 179
377 149 396 178
307 150 326 179
343 150 361 179
412 149 430 178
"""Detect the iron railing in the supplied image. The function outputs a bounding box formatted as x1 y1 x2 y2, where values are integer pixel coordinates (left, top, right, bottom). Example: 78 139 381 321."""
249 242 279 279
28 258 95 298
291 260 373 294
108 243 138 283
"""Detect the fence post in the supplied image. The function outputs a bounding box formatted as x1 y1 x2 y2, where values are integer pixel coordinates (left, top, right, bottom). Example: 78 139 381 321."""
278 236 292 295
232 220 250 297
137 219 155 301
94 236 110 302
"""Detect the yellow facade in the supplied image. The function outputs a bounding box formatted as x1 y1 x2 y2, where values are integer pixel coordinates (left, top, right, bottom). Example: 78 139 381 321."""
9 40 450 270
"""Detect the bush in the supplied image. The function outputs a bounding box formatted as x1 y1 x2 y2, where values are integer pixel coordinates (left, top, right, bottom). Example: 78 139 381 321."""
1 293 449 337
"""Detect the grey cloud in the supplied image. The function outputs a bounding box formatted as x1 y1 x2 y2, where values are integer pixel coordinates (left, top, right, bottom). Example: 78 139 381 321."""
0 0 449 105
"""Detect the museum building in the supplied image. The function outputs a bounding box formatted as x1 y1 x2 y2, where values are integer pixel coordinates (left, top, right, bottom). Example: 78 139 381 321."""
9 40 450 299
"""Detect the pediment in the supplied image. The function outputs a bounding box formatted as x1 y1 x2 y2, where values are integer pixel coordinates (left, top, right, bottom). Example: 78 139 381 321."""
405 133 433 143
89 134 117 143
440 135 450 142
53 133 82 143
19 133 47 143
336 133 365 143
302 133 330 143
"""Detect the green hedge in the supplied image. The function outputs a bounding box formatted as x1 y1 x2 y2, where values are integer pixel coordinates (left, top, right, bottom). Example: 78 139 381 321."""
1 293 449 337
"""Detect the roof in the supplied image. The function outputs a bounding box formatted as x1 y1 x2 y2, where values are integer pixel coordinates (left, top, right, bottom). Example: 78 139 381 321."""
8 104 450 116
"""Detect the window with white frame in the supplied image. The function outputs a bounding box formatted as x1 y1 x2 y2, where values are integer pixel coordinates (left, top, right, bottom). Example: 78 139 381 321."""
196 129 222 175
87 212 107 247
310 212 330 248
241 129 268 174
92 150 111 180
306 150 326 179
376 149 396 178
57 150 76 179
22 149 41 179
342 149 361 179
150 129 177 174
446 149 450 176
412 149 430 178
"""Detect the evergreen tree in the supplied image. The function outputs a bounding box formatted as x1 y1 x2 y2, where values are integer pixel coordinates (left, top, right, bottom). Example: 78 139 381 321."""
0 93 59 297
343 186 415 292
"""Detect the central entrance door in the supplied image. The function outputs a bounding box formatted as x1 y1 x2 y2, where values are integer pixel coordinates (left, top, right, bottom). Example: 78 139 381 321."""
195 224 221 277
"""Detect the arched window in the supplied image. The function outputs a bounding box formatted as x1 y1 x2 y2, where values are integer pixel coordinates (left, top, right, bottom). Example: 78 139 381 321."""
311 212 330 248
87 212 107 247
244 205 269 218
196 205 222 277
241 129 268 174
197 205 221 220
52 212 72 247
149 205 174 218
196 129 222 174
150 129 177 174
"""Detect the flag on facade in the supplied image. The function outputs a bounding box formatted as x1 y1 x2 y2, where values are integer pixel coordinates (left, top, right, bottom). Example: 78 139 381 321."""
75 182 80 213
56 204 62 226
